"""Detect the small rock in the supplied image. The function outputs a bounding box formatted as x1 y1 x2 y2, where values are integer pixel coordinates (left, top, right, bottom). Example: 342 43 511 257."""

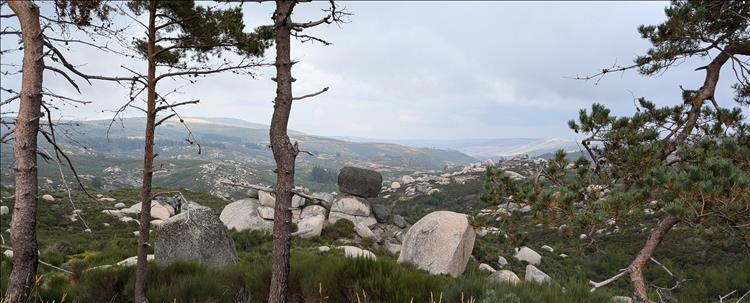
390 181 401 189
541 245 554 253
150 219 164 228
259 191 275 207
559 253 568 258
497 256 508 266
3 250 13 258
401 175 415 184
41 194 55 202
117 254 154 267
391 214 408 228
340 246 376 260
580 233 588 240
514 246 542 265
611 296 633 303
488 270 520 285
84 228 92 233
371 203 391 223
525 265 551 283
0 206 8 216
114 202 126 209
354 223 376 239
103 223 110 227
292 194 305 208
100 197 116 202
257 206 275 220
318 246 330 252
479 263 496 273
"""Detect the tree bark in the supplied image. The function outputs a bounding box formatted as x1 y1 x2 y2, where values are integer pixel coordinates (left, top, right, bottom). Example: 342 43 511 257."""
134 1 158 302
268 1 297 302
628 215 679 303
4 2 44 303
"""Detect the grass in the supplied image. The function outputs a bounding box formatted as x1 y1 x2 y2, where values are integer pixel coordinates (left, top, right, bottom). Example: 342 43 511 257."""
2 186 749 302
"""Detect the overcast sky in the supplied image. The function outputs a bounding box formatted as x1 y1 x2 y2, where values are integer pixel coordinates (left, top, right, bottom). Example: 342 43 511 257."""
1 1 746 140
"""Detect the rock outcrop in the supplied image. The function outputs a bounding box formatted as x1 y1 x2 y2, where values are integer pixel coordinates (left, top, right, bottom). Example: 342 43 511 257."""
398 211 475 277
155 208 238 267
338 167 382 197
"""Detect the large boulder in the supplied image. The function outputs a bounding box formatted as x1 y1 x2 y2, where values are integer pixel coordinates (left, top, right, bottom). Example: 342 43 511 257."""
398 211 475 277
311 192 335 208
219 199 273 231
150 204 171 220
514 246 542 265
300 205 327 218
330 195 371 216
337 167 382 197
155 208 238 267
525 265 551 283
292 214 325 238
488 270 521 285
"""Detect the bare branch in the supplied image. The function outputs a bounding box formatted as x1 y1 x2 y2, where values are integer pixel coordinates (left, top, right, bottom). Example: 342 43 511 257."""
292 87 328 101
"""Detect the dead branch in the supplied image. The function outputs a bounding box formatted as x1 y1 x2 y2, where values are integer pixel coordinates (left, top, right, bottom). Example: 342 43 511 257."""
589 268 629 292
292 87 328 101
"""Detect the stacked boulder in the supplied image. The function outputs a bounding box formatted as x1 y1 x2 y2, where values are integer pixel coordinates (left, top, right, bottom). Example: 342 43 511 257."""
217 166 411 250
220 189 329 238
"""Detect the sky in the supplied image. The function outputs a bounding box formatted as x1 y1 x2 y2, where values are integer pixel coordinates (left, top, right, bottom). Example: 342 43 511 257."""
1 1 747 141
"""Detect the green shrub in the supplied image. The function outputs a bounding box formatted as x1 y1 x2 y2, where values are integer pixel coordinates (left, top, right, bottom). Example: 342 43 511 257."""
321 218 355 240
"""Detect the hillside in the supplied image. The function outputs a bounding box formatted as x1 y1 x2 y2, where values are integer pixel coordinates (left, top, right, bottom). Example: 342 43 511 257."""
0 117 476 199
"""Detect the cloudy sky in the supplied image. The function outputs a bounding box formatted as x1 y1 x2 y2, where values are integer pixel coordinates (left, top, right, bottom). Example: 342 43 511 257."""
1 1 746 141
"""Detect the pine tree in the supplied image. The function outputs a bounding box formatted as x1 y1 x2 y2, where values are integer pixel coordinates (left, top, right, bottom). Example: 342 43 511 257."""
1 2 113 301
113 2 274 301
483 2 750 302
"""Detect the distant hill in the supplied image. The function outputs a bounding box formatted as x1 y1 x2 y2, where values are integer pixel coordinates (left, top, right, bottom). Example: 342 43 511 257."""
0 116 476 198
334 137 581 160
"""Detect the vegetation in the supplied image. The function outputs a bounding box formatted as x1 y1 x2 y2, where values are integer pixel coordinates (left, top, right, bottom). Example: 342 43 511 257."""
308 165 338 184
482 1 750 301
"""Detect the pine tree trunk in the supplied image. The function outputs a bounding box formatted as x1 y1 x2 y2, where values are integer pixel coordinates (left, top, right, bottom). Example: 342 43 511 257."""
268 1 296 302
134 1 158 302
628 215 679 303
3 2 44 302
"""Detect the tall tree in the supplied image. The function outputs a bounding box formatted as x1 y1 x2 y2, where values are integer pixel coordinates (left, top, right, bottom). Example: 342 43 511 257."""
267 1 345 302
483 1 750 302
1 1 114 301
111 2 273 301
